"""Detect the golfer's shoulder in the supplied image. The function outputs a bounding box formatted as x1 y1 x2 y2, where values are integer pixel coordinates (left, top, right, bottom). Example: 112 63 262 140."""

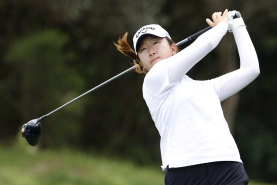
144 60 169 83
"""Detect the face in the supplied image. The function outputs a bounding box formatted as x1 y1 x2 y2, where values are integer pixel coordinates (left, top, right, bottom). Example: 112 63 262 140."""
137 36 177 71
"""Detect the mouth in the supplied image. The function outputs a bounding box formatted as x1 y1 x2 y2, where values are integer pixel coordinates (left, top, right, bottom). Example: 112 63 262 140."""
151 57 160 63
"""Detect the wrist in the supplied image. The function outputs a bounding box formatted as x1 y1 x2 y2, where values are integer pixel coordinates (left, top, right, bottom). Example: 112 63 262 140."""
216 21 228 30
228 17 245 32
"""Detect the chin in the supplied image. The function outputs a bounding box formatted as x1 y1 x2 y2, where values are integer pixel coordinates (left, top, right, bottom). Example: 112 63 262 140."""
152 60 161 66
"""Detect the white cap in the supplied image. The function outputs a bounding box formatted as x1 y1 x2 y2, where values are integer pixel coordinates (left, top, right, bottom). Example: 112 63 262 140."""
133 24 171 53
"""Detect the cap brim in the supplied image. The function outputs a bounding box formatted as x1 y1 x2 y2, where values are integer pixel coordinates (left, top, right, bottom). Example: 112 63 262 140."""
135 34 169 53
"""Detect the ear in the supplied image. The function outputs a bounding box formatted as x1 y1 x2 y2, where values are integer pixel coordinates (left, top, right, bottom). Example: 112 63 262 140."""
170 43 178 55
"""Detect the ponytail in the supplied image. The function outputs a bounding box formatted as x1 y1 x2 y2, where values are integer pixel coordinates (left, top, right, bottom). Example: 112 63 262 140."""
114 32 146 74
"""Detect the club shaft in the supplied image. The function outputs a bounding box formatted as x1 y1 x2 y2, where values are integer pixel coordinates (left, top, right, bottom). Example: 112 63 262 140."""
176 26 211 46
38 26 212 121
39 65 136 121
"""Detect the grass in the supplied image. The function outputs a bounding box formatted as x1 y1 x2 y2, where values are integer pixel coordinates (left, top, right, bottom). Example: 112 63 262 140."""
0 143 164 185
0 142 276 185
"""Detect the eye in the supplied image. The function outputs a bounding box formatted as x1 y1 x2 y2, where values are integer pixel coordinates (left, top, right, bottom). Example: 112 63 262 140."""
139 47 147 53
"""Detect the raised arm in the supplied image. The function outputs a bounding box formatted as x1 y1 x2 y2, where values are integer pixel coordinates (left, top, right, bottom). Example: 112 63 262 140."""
167 10 229 84
211 12 260 101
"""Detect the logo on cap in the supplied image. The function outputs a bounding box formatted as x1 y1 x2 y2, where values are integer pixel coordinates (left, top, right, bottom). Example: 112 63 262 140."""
135 26 156 38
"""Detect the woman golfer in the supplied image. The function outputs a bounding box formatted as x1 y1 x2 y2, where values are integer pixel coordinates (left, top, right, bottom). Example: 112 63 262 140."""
115 9 259 185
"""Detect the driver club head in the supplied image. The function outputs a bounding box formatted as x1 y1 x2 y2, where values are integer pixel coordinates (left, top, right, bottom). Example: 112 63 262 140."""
21 119 41 146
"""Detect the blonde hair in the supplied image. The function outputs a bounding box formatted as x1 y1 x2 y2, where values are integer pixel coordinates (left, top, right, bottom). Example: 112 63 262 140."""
114 32 146 74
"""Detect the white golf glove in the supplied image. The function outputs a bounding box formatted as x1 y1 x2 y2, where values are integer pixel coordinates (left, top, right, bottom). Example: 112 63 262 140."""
227 10 245 32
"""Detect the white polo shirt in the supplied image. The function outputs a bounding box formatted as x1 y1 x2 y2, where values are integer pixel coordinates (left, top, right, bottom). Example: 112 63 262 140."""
142 22 260 170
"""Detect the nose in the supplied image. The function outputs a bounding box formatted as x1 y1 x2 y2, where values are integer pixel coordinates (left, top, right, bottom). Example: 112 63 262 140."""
148 47 156 56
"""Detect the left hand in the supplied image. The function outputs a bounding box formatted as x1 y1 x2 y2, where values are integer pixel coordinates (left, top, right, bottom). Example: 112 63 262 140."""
206 9 228 28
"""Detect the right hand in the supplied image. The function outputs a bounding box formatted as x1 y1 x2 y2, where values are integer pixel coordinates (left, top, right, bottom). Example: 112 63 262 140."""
227 10 245 32
227 10 241 21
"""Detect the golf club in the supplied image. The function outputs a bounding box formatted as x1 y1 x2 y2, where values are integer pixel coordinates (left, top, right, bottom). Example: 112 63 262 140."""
22 11 241 146
21 26 212 146
21 66 136 146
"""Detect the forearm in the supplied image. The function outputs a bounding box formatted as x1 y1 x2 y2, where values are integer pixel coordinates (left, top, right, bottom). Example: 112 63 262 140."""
233 23 260 75
167 22 228 83
212 24 260 101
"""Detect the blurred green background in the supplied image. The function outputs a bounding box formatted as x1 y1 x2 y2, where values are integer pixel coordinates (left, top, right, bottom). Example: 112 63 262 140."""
0 0 276 184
